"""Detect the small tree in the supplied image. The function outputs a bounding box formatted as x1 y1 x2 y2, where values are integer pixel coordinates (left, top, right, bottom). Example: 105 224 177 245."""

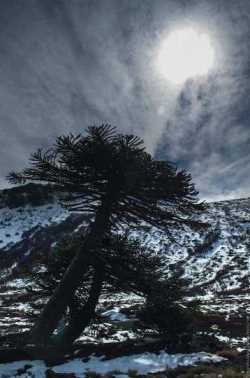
8 125 204 345
138 273 195 347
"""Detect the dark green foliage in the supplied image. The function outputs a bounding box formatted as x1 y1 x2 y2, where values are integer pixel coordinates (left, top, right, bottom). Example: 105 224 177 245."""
7 125 205 345
138 273 196 344
28 232 190 344
8 125 204 234
30 232 166 302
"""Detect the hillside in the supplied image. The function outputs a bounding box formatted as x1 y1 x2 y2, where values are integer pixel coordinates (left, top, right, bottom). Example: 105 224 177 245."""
0 184 249 376
0 183 249 293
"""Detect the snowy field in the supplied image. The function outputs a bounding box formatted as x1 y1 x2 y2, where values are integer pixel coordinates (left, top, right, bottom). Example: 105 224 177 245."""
0 351 225 377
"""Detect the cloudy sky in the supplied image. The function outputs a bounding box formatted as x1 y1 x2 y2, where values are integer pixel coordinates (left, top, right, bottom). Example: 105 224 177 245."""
0 0 250 200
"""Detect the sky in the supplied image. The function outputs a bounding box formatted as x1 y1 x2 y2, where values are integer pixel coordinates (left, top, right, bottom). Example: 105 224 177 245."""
0 0 249 201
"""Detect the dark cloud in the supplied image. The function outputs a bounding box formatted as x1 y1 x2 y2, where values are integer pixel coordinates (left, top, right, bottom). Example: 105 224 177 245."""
0 0 249 200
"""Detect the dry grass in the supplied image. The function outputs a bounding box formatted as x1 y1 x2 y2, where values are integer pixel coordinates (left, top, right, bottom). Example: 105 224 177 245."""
164 364 246 378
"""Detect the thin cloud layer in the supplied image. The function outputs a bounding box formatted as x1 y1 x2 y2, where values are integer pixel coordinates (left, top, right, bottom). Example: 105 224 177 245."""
0 0 249 200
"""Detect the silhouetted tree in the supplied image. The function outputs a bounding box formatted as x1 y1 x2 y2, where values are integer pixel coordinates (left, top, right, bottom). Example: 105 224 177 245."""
138 272 196 347
26 233 167 347
8 125 204 345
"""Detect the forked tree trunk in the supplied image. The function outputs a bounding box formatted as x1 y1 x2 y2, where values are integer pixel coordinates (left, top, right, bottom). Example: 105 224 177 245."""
30 199 112 346
57 265 104 348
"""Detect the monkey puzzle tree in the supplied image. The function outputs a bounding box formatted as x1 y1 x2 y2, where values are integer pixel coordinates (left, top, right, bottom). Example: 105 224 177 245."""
8 125 204 345
28 233 169 347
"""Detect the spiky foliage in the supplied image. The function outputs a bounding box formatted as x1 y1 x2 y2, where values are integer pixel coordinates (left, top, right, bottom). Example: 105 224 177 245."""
29 233 165 301
138 271 196 344
7 125 205 346
8 125 204 233
27 233 188 342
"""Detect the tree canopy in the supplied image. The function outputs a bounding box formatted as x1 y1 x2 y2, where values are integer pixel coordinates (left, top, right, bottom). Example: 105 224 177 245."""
8 125 205 347
8 124 204 233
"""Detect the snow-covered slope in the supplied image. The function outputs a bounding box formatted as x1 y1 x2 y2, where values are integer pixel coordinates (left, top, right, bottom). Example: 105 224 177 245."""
0 184 249 365
0 202 67 249
0 184 249 295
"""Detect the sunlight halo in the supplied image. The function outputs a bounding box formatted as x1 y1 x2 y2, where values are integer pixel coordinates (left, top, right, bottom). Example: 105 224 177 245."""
156 28 215 85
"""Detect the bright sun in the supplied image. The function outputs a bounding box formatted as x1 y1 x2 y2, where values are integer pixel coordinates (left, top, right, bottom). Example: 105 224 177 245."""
156 28 215 85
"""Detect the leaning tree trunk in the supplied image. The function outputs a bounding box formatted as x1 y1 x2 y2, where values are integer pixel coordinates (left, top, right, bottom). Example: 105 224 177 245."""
30 197 112 346
57 264 104 348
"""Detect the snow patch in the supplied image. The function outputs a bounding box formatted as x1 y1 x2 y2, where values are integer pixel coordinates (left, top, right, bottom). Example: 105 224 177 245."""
0 352 225 377
101 307 129 321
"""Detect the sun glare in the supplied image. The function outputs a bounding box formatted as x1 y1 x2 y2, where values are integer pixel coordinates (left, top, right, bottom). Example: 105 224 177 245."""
156 28 215 85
